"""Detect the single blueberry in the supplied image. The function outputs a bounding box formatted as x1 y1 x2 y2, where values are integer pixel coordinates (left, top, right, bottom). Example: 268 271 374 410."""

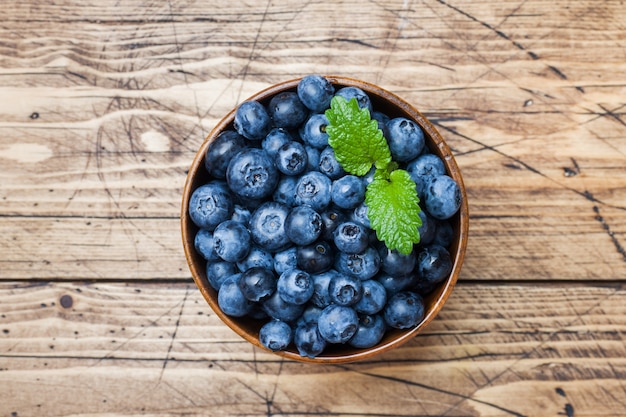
328 272 363 306
305 145 321 171
378 246 417 277
320 206 349 241
259 319 293 352
354 279 387 315
262 291 305 323
194 229 220 261
334 246 381 281
273 175 298 207
226 148 279 201
376 273 418 296
317 305 359 344
204 130 247 179
206 260 237 291
297 305 323 327
236 245 274 272
231 205 252 225
234 100 271 141
318 146 346 180
217 273 254 317
275 141 308 176
268 91 308 129
383 291 425 329
349 314 386 349
433 219 455 248
294 171 332 211
386 117 425 162
417 244 452 285
351 202 371 229
238 267 276 302
249 202 291 252
407 153 446 178
334 86 373 113
262 127 292 158
296 241 334 274
294 322 326 358
417 208 436 246
334 221 369 254
310 270 336 308
273 246 298 275
277 268 314 305
424 175 462 220
331 175 365 209
300 113 330 149
188 182 234 231
297 75 335 112
285 205 323 246
213 220 251 263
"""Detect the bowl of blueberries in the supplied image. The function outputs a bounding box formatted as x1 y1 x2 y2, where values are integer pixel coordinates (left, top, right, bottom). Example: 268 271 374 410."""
181 75 469 363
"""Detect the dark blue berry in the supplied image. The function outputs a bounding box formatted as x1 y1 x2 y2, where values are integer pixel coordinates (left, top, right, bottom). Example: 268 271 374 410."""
300 113 329 149
268 91 308 129
262 127 292 158
188 182 234 231
331 175 365 209
335 86 372 113
424 175 462 220
249 202 291 252
317 305 359 344
310 270 335 308
305 145 321 171
275 141 308 176
259 319 293 352
206 260 237 291
383 291 425 329
273 246 298 275
379 246 416 277
417 209 436 246
354 279 387 315
349 314 386 349
318 146 346 180
376 273 417 296
320 207 349 241
277 269 314 305
262 291 305 323
297 305 323 327
238 267 276 302
273 175 298 207
285 205 323 246
333 221 369 254
194 229 220 261
386 117 425 162
294 322 326 358
237 245 274 272
296 241 333 274
351 202 371 229
334 246 381 281
226 148 279 201
231 205 252 225
433 219 454 247
217 273 254 317
294 171 332 211
234 100 271 141
213 220 251 263
205 130 246 179
417 244 452 285
407 153 446 178
297 75 334 112
328 272 362 306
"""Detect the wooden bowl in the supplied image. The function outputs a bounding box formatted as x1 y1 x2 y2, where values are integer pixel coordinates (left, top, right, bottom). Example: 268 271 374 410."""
181 76 469 363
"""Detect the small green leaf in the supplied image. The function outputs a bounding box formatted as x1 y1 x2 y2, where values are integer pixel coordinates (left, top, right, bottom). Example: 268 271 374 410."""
325 96 391 176
365 169 422 255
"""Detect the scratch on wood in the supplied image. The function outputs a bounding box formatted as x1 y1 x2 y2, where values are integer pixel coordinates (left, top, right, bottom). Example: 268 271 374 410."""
593 206 626 262
157 286 190 383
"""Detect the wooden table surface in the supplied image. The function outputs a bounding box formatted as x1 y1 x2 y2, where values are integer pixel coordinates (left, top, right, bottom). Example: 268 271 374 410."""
2 1 625 416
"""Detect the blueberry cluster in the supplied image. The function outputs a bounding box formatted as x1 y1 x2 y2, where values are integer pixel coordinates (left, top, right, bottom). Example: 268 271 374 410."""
189 75 461 358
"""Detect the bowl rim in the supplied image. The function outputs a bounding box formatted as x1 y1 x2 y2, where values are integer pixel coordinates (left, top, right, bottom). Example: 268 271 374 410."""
181 75 469 364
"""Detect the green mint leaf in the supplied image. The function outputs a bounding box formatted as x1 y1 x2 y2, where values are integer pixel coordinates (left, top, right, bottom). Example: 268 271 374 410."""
325 96 392 176
365 169 422 255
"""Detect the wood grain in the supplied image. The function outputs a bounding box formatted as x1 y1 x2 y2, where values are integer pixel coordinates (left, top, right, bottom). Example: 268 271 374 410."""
1 281 625 417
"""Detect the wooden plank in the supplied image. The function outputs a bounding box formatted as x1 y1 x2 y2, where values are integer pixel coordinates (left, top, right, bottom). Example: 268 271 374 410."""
1 281 625 416
1 0 626 279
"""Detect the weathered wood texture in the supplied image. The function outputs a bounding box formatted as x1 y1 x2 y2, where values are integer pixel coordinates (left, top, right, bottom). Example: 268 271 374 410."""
1 281 626 417
1 0 625 280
